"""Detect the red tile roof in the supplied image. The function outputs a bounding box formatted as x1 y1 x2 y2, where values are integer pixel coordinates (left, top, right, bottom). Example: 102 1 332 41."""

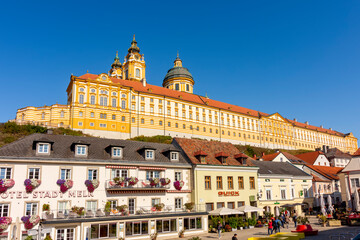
306 165 343 180
215 152 229 158
261 151 307 164
194 150 208 156
311 174 331 182
234 153 250 159
261 152 280 161
174 138 252 166
354 148 360 156
76 73 348 136
296 151 325 165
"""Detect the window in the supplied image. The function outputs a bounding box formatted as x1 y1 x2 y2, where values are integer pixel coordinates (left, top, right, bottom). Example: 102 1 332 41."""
237 201 245 208
88 169 98 180
135 68 140 78
125 221 148 236
291 188 295 198
170 152 179 161
58 201 70 215
217 202 225 209
186 84 190 92
238 177 244 189
112 169 128 178
100 96 108 106
112 147 122 158
76 145 87 156
228 176 234 189
86 201 97 212
206 203 214 211
132 118 135 123
128 198 135 214
60 169 71 180
216 176 222 189
141 118 144 124
227 202 235 209
112 114 116 120
90 112 94 118
145 150 154 160
159 120 163 126
175 84 179 91
56 228 75 240
266 189 272 200
79 94 84 104
25 202 38 216
146 171 159 180
0 168 11 179
175 172 182 181
168 122 171 127
111 98 117 107
41 112 45 119
351 178 360 188
28 168 40 179
91 223 116 239
100 113 107 119
249 177 255 189
60 111 64 118
205 176 211 190
121 116 125 121
121 100 126 109
90 95 96 105
175 198 182 209
281 189 286 199
303 188 309 197
99 123 107 128
150 119 154 125
183 217 202 230
0 204 9 217
141 105 145 112
156 219 177 233
78 122 83 126
38 143 49 154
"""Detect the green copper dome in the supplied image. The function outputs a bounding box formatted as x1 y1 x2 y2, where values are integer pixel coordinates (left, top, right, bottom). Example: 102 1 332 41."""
163 66 193 82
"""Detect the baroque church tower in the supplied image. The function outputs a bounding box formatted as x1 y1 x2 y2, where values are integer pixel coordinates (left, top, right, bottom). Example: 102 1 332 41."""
122 35 146 81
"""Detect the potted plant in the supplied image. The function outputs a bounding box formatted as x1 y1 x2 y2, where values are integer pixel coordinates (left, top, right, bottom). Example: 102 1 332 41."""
116 205 128 214
24 179 41 193
0 179 15 193
174 180 184 190
154 203 165 211
184 202 195 212
179 229 185 238
150 232 157 240
127 177 138 186
21 215 40 229
0 217 12 233
224 224 232 232
104 201 111 216
229 217 238 231
149 178 160 187
113 177 126 187
248 218 256 228
243 221 249 229
319 215 327 227
57 179 73 193
84 179 99 192
238 221 244 230
71 206 85 216
42 204 50 212
160 178 171 186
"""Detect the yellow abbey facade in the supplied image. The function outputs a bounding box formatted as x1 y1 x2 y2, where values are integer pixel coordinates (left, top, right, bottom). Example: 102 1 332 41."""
15 37 358 153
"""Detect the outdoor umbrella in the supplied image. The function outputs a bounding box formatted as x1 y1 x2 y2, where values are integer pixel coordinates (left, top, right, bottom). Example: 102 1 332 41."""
320 194 326 215
236 205 265 213
354 191 360 212
209 207 243 216
327 195 334 214
275 206 280 217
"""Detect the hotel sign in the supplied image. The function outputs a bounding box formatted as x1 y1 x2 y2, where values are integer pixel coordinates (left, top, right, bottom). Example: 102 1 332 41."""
0 190 94 199
218 191 239 197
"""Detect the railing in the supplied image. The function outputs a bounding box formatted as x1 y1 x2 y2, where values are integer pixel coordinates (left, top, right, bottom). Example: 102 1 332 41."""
105 179 171 190
41 204 206 221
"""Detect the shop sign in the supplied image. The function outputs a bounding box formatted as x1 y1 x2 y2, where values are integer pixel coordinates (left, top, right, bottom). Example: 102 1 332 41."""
1 190 94 199
218 191 239 197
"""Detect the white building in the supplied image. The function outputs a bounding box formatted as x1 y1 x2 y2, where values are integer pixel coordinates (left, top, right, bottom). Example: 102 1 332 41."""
0 134 207 240
325 148 352 168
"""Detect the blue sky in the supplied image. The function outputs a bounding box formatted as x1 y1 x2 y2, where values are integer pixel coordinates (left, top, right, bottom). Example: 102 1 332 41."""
1 1 359 145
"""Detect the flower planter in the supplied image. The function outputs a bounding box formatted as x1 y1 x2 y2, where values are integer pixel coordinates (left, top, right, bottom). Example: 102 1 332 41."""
249 226 254 229
239 227 243 230
232 228 237 231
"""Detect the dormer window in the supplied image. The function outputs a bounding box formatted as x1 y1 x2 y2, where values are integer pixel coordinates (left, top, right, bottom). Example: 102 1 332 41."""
145 150 154 160
221 157 227 164
200 156 206 164
170 152 179 161
37 143 49 154
215 152 229 165
112 147 123 158
76 145 87 156
194 150 208 164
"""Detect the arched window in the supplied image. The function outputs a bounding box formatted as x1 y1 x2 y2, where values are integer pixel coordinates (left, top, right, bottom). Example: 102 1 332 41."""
175 84 180 91
21 114 25 121
159 120 163 126
186 84 190 91
79 94 84 104
60 111 64 118
100 96 108 106
90 95 95 105
135 68 140 78
112 98 117 108
41 112 45 120
150 119 154 125
121 100 126 109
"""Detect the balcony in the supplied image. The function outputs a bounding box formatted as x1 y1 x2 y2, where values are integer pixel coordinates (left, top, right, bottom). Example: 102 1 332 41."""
105 179 171 194
41 204 206 222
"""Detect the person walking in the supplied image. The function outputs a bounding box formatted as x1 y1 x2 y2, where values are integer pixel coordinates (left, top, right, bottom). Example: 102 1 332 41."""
275 218 282 233
292 211 298 227
285 214 290 229
217 221 222 239
232 233 238 240
281 213 285 228
268 219 274 235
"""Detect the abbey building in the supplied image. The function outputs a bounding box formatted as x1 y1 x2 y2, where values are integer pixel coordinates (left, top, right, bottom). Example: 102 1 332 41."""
15 37 358 153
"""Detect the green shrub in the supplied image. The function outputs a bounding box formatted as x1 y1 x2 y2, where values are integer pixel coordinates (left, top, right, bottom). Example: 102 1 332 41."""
228 217 238 229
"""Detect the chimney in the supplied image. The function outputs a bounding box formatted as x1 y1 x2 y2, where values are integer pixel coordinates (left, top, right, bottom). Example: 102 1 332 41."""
329 127 333 131
305 121 309 125
320 125 323 128
293 118 297 122
142 78 146 87
47 129 53 135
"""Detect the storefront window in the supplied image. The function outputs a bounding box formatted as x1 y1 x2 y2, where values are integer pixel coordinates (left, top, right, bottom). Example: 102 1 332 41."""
126 221 148 236
184 217 202 230
156 219 177 233
90 223 116 239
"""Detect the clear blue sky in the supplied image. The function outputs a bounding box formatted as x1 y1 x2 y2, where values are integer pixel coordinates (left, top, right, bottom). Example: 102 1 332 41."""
1 1 359 145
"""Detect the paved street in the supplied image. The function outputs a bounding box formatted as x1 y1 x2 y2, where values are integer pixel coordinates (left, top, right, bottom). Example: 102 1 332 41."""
180 216 360 240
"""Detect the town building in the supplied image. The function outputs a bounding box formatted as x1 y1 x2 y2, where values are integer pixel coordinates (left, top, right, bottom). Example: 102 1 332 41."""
0 133 207 240
325 148 352 168
302 165 343 207
259 151 307 169
248 160 313 215
14 37 358 154
173 138 259 212
296 151 331 167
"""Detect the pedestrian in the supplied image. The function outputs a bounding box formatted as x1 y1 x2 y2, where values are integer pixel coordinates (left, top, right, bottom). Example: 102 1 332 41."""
275 218 282 232
285 214 290 229
217 221 222 239
232 233 238 240
268 219 273 235
281 213 285 228
293 211 298 227
273 218 278 233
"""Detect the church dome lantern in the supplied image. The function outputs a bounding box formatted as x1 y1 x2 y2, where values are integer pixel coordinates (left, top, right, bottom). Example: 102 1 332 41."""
162 53 194 93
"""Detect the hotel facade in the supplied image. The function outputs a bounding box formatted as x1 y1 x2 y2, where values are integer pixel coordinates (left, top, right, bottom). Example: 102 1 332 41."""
14 37 358 154
0 134 207 240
